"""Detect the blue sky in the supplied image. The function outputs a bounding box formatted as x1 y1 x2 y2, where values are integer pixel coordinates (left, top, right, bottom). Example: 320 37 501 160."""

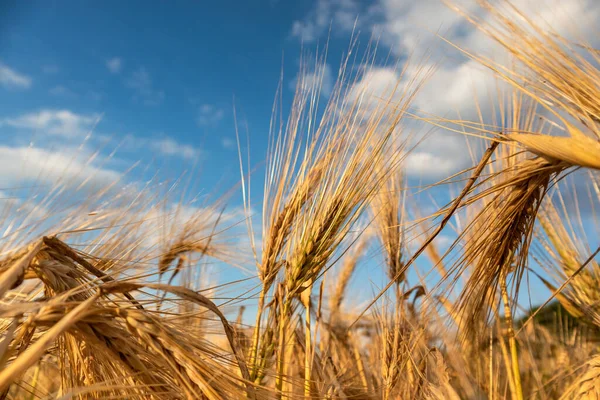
1 0 599 311
1 1 317 188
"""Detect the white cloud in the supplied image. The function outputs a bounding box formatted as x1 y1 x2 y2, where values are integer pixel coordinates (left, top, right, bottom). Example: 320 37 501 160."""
343 63 485 179
0 62 32 89
197 104 225 126
0 145 121 189
109 133 202 161
370 0 481 56
404 144 466 180
3 108 201 171
294 0 600 111
294 0 600 54
413 60 498 119
0 189 49 221
126 67 164 106
290 63 334 97
436 234 454 250
291 0 361 42
341 65 473 180
345 67 402 106
297 0 600 179
1 109 101 137
106 57 122 74
150 137 200 160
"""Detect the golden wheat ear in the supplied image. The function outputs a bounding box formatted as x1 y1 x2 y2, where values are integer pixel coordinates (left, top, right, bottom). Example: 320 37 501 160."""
534 190 600 326
445 0 600 142
561 354 600 400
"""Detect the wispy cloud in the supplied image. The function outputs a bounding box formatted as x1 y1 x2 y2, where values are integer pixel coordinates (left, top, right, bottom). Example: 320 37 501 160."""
0 145 120 189
1 109 101 137
404 146 467 180
0 189 49 220
126 67 164 106
290 0 359 42
2 109 200 163
112 133 202 161
197 104 224 126
49 85 77 98
149 137 200 160
290 63 334 97
0 62 32 89
221 138 235 150
294 0 600 180
106 57 122 74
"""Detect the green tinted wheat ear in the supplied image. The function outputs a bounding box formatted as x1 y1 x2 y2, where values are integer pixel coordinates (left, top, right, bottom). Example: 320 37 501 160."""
247 73 330 383
247 56 343 382
261 164 325 291
266 54 427 396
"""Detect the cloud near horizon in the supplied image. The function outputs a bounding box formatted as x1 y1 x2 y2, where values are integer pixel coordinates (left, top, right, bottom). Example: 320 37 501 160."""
0 108 203 194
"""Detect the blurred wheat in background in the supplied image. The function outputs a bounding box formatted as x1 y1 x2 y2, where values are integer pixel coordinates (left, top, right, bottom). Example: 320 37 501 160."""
1 1 600 399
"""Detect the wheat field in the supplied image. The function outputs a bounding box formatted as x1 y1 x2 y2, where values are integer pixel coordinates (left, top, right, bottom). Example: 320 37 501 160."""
1 2 600 399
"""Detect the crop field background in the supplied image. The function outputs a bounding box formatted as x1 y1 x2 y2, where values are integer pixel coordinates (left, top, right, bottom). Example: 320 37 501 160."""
0 0 599 399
